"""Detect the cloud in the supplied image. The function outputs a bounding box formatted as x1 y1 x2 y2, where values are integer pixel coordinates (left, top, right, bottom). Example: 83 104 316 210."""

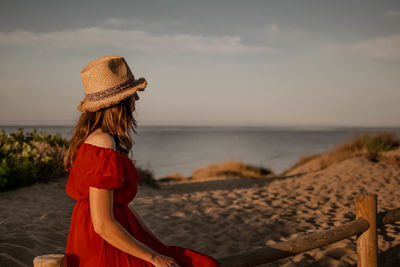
102 18 185 29
321 34 400 61
264 23 304 40
385 10 400 17
102 18 142 28
265 23 280 34
0 27 278 55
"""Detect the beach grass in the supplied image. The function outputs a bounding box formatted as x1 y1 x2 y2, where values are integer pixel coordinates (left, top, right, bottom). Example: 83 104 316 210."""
158 159 275 183
282 132 400 175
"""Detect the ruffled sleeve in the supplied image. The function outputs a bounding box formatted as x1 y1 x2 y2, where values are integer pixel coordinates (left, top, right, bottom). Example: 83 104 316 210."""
66 143 144 202
76 143 127 189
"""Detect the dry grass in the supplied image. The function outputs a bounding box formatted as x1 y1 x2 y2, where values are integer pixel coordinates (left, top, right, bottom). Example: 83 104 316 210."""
282 132 400 175
191 159 275 180
157 173 190 183
157 159 275 183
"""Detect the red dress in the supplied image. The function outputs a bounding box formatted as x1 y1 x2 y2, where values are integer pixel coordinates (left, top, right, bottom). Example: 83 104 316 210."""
65 143 220 267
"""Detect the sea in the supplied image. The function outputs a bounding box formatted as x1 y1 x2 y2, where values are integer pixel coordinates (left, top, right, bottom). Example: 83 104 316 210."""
1 125 400 179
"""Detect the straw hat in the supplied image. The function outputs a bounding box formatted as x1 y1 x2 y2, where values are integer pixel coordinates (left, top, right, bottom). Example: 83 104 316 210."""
77 55 147 112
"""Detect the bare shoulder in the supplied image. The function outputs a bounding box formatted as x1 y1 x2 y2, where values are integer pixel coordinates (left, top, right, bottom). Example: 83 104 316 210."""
84 130 116 150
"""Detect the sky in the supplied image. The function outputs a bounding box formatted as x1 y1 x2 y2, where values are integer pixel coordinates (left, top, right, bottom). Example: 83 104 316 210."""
0 0 399 127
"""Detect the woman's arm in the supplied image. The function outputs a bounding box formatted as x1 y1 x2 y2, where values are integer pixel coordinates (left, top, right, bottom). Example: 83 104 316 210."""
129 205 166 245
89 186 157 262
89 187 181 267
87 132 179 266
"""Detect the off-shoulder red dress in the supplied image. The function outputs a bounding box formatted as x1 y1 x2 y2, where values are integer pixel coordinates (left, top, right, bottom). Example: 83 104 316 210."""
65 142 220 267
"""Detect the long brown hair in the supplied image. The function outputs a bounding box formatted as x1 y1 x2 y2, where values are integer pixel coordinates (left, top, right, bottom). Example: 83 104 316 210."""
64 96 137 170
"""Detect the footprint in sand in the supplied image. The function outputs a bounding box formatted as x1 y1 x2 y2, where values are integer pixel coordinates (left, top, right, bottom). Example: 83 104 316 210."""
324 247 351 260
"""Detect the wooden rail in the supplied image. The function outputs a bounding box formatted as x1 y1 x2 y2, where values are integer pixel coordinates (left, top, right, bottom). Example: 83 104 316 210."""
217 218 370 267
33 194 400 267
379 207 400 225
218 194 399 267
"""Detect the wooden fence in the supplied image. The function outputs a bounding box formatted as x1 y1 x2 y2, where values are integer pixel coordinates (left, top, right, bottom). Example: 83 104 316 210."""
33 194 400 267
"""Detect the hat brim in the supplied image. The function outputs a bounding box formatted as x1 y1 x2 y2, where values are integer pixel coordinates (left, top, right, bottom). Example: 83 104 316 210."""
77 78 147 113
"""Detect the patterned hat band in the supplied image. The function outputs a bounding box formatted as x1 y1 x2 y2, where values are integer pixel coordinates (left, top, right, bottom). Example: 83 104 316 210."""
85 78 138 102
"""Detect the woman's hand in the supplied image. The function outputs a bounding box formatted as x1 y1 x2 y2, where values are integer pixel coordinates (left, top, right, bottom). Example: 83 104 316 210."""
150 254 181 267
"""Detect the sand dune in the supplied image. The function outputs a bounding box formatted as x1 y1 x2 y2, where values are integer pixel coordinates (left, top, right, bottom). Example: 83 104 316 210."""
0 153 399 266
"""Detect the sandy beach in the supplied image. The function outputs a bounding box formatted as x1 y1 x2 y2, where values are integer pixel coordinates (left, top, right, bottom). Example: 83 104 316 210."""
1 149 400 266
1 0 400 265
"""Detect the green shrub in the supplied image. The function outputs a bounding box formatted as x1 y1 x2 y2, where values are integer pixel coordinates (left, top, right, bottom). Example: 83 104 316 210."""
136 165 160 189
0 128 68 191
0 128 160 191
362 133 399 153
349 132 399 162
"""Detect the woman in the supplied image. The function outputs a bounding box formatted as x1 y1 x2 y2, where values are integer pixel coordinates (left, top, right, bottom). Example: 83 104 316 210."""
64 56 220 267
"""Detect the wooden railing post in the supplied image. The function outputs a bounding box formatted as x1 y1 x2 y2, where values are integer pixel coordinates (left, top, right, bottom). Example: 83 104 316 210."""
33 254 66 267
356 194 378 267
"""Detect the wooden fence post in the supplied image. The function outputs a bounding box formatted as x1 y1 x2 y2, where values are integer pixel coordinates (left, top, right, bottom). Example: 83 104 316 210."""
356 194 378 267
33 254 66 267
